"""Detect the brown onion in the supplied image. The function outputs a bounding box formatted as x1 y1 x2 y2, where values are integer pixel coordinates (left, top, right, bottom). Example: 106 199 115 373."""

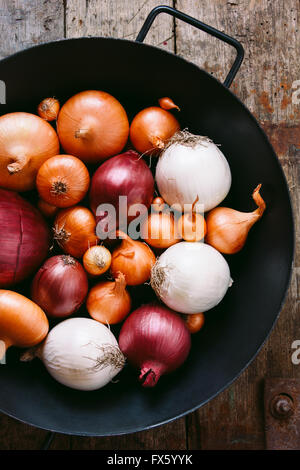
158 97 180 111
83 245 112 277
0 290 49 361
87 272 131 325
57 90 129 163
140 211 180 249
183 313 205 334
37 97 60 121
0 112 59 191
54 206 98 258
205 184 266 254
129 106 180 155
36 154 90 208
110 231 156 286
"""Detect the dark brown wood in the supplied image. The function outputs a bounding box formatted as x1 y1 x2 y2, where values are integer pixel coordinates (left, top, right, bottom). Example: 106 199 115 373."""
265 378 300 450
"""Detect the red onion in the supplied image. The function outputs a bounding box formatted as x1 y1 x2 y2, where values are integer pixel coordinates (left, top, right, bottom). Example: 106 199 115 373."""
0 189 50 288
31 255 88 318
119 303 191 387
89 150 154 239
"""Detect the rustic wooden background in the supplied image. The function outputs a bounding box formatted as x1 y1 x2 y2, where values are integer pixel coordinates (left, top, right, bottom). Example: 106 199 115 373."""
0 0 299 450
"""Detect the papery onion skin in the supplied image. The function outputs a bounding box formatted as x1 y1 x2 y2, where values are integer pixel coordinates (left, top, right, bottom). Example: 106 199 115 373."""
140 212 181 249
129 106 180 155
26 317 125 391
0 290 49 360
89 150 154 238
151 242 232 314
54 206 98 258
83 245 112 276
119 304 191 387
205 184 266 254
31 255 89 318
183 313 205 334
0 112 59 191
158 97 180 111
0 189 50 288
57 90 129 163
38 98 60 121
155 131 231 212
36 154 90 208
87 272 131 324
110 231 156 286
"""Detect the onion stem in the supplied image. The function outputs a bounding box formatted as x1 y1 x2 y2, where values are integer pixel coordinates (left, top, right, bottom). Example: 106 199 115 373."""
7 155 30 174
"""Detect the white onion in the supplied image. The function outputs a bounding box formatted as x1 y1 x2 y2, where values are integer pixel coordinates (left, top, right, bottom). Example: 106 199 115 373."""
39 318 125 391
156 131 232 212
151 242 232 314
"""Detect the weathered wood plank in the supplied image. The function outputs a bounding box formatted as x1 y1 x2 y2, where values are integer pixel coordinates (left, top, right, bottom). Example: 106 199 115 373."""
176 0 300 450
0 0 65 60
66 0 175 52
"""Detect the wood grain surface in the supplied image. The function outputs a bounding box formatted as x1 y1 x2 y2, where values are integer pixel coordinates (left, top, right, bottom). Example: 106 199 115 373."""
0 0 299 450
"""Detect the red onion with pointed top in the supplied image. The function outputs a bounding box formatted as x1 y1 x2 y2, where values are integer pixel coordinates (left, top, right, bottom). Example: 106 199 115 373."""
118 303 191 387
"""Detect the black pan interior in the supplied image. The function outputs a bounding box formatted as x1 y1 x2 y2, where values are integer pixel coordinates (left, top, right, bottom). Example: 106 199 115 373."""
0 38 294 436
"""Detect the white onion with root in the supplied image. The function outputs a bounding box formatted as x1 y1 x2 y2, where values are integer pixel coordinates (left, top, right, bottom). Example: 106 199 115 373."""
21 317 125 391
151 242 233 314
155 130 232 212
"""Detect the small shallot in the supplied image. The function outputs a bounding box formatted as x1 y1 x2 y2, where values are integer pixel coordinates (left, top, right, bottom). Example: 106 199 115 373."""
205 184 266 254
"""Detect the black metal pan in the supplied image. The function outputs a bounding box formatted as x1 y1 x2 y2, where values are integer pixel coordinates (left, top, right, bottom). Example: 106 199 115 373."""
0 6 294 437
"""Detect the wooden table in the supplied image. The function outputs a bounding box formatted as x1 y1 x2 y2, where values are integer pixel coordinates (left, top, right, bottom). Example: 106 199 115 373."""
0 0 299 450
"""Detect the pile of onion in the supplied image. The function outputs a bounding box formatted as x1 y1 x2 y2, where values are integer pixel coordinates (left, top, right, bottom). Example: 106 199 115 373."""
57 90 129 163
0 189 50 288
31 255 89 318
0 112 59 191
89 150 154 238
119 304 191 387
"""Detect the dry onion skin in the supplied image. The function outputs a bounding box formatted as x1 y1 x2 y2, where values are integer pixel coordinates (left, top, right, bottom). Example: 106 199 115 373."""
129 106 180 156
86 272 131 325
57 90 129 164
37 98 60 121
183 313 205 334
0 112 60 191
54 206 98 258
83 245 112 277
36 154 90 208
205 184 266 254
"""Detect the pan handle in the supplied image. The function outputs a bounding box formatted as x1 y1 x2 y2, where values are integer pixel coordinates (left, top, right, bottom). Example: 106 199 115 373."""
136 5 244 88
